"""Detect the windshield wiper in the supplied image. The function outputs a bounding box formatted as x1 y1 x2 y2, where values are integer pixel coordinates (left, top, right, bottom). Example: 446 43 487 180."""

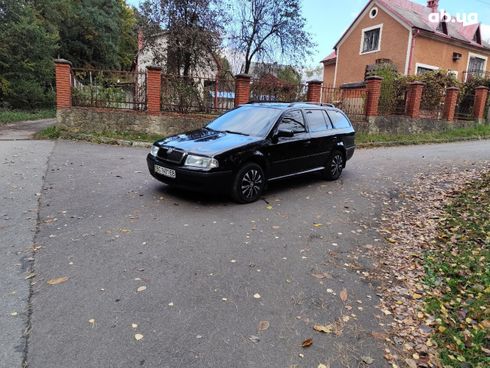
223 130 249 136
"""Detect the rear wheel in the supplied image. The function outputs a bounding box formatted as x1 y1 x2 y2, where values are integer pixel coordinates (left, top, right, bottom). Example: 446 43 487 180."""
231 163 265 203
323 150 344 181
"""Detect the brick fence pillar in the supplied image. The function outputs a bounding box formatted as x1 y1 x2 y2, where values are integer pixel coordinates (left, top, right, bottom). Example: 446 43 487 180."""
234 74 251 106
473 86 489 123
54 59 72 109
365 76 382 119
443 87 459 122
146 66 162 115
406 81 424 119
306 80 322 103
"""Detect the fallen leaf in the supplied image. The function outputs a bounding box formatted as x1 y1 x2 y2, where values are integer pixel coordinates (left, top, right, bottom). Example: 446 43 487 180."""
10 312 18 316
313 324 334 333
47 276 68 285
134 334 144 341
253 293 261 299
257 320 270 332
88 318 95 327
136 286 146 292
131 323 138 329
340 288 348 302
371 331 388 340
361 356 374 365
302 338 313 348
318 364 329 368
311 272 331 279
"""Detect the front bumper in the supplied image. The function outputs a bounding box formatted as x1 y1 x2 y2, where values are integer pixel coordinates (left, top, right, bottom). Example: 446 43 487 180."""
147 154 233 193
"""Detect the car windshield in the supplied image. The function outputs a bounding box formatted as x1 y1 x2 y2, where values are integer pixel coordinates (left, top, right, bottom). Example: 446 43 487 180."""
206 106 281 137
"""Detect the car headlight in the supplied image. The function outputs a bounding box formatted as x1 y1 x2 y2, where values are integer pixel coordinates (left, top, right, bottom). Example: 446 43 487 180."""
150 145 159 157
184 154 219 170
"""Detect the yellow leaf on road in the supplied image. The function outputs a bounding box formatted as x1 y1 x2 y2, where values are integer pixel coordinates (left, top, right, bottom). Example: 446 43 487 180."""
340 288 348 302
47 277 68 285
134 334 144 341
257 320 270 332
313 324 334 333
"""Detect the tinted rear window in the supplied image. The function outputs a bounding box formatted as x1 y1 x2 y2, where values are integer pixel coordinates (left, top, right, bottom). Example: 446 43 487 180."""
305 110 329 132
327 110 351 129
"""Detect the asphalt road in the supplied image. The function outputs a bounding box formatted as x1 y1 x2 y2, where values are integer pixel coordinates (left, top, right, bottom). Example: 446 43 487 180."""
1 138 489 368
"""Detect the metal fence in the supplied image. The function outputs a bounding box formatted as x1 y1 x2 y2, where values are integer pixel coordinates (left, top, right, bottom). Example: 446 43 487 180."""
250 79 307 102
420 88 446 120
71 69 146 110
378 84 407 116
455 93 475 121
160 74 235 113
321 86 367 122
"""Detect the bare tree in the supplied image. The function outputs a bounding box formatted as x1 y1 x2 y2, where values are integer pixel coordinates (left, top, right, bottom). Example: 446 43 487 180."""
228 0 315 74
139 0 224 77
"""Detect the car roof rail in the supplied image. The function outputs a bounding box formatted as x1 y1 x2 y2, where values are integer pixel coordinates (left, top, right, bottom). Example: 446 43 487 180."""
289 102 336 108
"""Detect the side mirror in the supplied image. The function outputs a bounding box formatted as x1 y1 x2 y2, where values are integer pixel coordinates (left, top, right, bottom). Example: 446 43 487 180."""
276 129 294 138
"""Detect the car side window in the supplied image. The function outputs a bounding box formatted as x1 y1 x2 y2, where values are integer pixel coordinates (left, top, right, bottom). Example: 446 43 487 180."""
322 110 333 128
327 110 351 129
305 109 330 132
278 110 306 133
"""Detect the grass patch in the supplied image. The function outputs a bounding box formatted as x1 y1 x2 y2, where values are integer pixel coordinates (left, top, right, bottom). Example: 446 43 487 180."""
35 126 162 144
356 125 490 146
0 109 55 124
423 173 489 367
36 125 62 139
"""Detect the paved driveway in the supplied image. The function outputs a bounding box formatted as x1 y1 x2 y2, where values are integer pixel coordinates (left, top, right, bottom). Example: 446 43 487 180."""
1 139 489 368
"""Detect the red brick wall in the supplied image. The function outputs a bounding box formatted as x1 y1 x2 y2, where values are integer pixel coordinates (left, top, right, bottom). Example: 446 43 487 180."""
306 81 322 103
443 87 459 122
474 86 489 122
406 82 424 118
365 77 382 117
234 74 251 106
146 66 162 115
55 59 72 109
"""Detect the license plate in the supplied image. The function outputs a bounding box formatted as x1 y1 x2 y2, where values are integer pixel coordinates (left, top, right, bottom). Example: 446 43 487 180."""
154 165 176 179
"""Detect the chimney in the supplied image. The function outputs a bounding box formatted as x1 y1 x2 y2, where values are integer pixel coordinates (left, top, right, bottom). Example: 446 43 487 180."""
427 0 439 12
138 29 144 51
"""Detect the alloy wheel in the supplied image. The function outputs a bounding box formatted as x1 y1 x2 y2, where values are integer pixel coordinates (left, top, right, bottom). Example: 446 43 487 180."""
241 169 263 200
330 153 343 177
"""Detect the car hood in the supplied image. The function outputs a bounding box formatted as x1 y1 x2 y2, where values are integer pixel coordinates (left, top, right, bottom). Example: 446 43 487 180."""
155 128 263 156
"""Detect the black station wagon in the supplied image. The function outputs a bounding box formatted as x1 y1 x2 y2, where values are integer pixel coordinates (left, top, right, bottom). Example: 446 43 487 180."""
147 102 356 203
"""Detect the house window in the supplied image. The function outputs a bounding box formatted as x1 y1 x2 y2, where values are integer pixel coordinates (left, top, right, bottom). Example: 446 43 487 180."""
468 56 485 73
361 25 382 54
369 7 378 19
416 63 439 75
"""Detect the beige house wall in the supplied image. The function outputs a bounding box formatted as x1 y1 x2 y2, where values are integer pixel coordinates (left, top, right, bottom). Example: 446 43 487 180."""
322 63 336 86
411 36 490 81
334 5 410 87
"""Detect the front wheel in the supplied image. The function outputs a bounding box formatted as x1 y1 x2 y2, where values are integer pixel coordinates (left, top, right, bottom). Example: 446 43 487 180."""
231 163 265 203
323 150 344 181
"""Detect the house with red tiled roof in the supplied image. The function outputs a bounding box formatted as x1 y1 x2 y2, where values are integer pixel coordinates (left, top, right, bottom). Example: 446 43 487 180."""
322 0 490 87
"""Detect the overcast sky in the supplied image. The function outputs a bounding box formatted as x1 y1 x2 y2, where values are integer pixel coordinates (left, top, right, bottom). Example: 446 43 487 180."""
127 0 490 67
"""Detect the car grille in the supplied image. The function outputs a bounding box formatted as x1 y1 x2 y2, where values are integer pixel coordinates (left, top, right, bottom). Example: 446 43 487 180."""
156 147 185 164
